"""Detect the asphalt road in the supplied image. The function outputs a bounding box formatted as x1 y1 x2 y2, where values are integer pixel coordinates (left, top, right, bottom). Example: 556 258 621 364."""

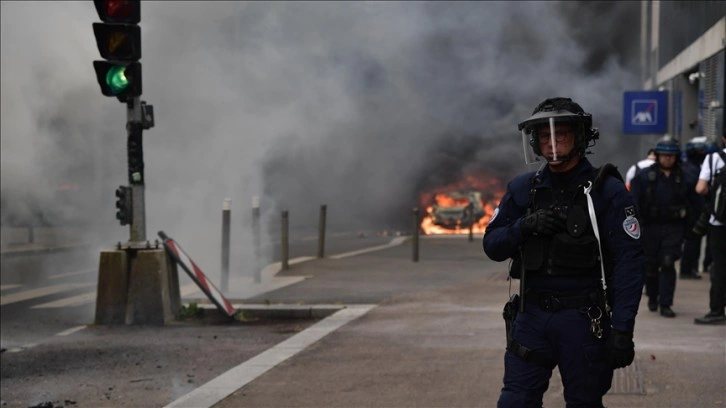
0 226 404 352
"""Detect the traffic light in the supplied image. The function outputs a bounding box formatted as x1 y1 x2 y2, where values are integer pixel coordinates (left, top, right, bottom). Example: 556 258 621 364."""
93 61 141 98
115 186 133 226
93 23 140 60
93 0 142 102
93 0 140 24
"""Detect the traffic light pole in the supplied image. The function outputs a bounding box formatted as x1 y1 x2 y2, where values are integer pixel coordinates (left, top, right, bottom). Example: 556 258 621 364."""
94 0 181 326
127 96 147 243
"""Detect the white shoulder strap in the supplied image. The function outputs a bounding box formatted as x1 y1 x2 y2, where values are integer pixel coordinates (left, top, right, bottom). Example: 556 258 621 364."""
583 181 611 314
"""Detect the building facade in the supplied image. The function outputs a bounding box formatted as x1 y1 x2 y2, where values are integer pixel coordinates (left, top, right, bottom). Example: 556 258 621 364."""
641 1 725 145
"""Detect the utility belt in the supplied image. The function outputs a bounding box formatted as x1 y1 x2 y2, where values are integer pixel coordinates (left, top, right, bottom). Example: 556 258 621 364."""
525 291 598 312
643 205 688 223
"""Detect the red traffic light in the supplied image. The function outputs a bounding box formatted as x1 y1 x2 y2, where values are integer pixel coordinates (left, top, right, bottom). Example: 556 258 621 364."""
94 0 140 24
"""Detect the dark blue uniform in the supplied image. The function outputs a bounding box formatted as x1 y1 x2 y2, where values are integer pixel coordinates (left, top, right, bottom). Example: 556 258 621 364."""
484 158 644 407
630 162 702 309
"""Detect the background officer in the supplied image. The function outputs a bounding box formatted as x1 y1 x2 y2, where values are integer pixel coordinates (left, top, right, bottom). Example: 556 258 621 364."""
625 148 656 191
483 97 645 408
680 137 712 279
693 133 726 325
630 137 702 318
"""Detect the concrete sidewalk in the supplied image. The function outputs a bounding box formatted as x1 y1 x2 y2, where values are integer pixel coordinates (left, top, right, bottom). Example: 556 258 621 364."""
181 236 725 408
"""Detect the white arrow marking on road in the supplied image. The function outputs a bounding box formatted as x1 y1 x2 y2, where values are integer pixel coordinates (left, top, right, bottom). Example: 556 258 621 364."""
0 283 94 306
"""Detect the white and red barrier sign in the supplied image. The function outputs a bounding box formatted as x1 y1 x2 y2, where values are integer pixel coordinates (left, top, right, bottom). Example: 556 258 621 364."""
158 231 236 317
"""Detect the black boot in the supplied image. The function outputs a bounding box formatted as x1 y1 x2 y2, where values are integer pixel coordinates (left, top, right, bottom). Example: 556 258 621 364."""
660 306 676 318
694 311 726 325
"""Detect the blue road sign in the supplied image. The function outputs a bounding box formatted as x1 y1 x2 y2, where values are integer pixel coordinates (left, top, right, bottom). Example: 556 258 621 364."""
622 91 668 134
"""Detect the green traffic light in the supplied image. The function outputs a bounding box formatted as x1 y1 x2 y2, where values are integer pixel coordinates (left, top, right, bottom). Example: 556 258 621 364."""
105 65 129 94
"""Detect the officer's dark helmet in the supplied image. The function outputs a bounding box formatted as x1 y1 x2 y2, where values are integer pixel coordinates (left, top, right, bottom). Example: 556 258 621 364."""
654 136 681 156
518 97 600 157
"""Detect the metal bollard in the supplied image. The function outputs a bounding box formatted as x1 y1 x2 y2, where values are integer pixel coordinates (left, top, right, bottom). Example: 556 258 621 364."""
281 210 289 271
317 204 327 258
27 225 34 244
221 198 231 293
468 203 474 243
252 196 261 283
412 207 419 262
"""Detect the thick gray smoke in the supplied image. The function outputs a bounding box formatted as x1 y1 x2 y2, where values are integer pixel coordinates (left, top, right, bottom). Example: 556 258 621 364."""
1 1 642 275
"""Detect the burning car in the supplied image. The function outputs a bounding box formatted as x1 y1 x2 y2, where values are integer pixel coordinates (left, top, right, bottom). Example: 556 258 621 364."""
429 191 485 229
418 171 505 235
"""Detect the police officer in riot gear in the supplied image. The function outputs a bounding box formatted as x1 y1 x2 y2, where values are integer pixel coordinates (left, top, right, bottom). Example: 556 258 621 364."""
630 137 702 317
483 97 645 408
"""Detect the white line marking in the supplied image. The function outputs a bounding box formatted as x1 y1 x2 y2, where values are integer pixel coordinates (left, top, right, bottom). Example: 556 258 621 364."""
55 325 87 337
0 283 95 306
329 237 407 259
32 292 96 309
5 343 38 353
0 284 22 291
163 304 377 408
48 269 95 280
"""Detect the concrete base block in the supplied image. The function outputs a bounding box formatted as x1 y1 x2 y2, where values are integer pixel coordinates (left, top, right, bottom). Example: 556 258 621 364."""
126 248 181 325
95 250 129 325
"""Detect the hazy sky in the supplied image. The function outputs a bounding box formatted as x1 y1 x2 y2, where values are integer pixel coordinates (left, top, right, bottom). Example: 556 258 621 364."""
1 1 643 273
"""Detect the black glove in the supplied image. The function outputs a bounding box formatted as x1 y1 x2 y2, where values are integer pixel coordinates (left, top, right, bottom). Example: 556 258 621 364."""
687 211 710 239
520 209 567 237
606 329 635 369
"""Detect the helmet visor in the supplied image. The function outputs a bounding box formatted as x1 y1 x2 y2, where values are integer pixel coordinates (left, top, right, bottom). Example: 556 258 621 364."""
521 117 558 164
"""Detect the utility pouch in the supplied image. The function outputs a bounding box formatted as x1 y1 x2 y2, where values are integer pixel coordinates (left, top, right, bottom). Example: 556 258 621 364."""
503 294 520 345
549 233 599 271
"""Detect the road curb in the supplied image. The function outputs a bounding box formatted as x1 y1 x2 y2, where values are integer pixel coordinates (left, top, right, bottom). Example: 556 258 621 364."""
196 303 347 319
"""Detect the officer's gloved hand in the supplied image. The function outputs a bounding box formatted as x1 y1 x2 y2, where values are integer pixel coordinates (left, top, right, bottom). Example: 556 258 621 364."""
606 329 635 369
520 209 567 237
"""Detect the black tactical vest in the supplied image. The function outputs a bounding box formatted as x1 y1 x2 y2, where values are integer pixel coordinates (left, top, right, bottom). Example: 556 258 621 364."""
510 169 601 279
641 164 689 223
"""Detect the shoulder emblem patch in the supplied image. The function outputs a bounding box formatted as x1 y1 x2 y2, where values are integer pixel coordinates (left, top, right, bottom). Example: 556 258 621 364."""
622 207 640 239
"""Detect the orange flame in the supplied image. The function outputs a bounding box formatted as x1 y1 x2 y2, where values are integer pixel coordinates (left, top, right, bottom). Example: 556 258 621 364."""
419 172 505 235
